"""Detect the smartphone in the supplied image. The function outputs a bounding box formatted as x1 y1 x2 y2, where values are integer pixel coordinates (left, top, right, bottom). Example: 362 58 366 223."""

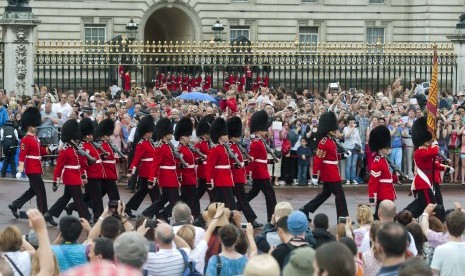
329 83 339 89
409 98 418 105
146 220 158 229
108 200 119 211
338 217 347 224
241 223 248 229
19 211 28 219
350 88 356 93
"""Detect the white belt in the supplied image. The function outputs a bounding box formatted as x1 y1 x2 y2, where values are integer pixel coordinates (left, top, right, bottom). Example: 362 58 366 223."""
323 160 338 165
26 155 41 160
185 165 195 169
215 165 231 169
102 160 116 164
160 166 176 170
5 135 12 138
95 160 102 164
64 165 80 169
379 179 393 183
202 161 207 165
142 158 153 162
254 159 267 164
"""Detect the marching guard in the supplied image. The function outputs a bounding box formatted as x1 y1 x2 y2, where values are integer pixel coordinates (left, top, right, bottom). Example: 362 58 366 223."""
300 111 349 221
9 107 56 219
45 119 91 225
125 115 160 218
247 110 277 222
195 115 215 203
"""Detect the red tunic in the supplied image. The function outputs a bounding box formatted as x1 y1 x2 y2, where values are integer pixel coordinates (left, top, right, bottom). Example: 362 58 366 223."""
238 76 246 93
82 141 105 179
174 76 182 91
123 73 131 90
53 144 88 185
205 144 234 187
368 155 396 203
249 138 271 180
223 77 230 91
101 142 117 180
19 134 48 174
129 139 157 179
195 139 209 179
182 76 190 92
312 137 342 183
245 66 252 78
228 75 235 89
229 142 246 184
177 145 197 186
262 75 269 88
150 143 179 188
203 75 212 91
189 77 197 89
195 76 202 88
412 145 445 191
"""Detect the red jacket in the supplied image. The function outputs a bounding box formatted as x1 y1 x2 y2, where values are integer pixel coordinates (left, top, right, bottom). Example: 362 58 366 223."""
203 76 212 91
205 144 234 187
229 142 246 184
82 141 105 179
313 137 342 183
249 138 270 180
19 134 48 174
177 144 197 186
412 145 445 191
195 139 209 179
150 143 179 188
123 73 131 90
101 142 117 180
54 144 88 185
263 75 269 88
368 155 396 203
129 139 157 179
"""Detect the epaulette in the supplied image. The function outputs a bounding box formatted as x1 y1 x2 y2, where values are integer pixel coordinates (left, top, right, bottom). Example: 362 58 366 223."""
321 137 327 144
374 156 380 162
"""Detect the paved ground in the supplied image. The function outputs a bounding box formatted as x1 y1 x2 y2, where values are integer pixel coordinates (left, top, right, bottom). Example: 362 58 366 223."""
1 175 465 241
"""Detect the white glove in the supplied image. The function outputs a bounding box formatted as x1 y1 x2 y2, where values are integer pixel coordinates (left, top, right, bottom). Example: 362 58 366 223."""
431 140 438 147
16 172 22 180
344 151 352 158
449 167 455 174
48 144 58 152
311 178 318 185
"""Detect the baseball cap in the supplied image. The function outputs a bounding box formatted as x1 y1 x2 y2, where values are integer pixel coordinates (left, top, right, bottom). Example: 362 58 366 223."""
282 247 315 276
287 211 308 236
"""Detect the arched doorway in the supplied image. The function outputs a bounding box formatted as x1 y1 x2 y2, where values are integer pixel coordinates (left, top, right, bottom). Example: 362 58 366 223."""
144 7 197 42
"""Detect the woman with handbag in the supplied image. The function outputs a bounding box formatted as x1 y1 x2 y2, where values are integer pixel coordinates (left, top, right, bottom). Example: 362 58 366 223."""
343 116 363 185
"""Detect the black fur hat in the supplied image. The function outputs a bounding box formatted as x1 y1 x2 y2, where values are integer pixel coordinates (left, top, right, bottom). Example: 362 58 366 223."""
227 116 242 138
79 118 95 136
95 118 115 138
412 116 432 148
210 118 228 144
369 125 391 152
174 117 193 141
250 110 269 133
154 117 173 141
61 119 82 143
21 107 41 129
137 116 155 137
196 115 215 137
317 112 338 136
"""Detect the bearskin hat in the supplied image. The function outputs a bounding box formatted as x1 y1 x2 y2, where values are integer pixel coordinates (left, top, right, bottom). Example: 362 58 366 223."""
227 116 242 138
250 110 269 133
196 115 215 137
154 118 173 141
95 118 115 138
369 125 391 152
317 112 338 136
137 115 155 137
210 118 228 144
21 107 41 129
174 117 193 141
79 118 95 136
61 119 82 143
412 116 432 148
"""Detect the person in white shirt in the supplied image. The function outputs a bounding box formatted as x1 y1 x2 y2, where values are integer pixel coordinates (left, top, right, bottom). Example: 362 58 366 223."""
171 203 205 246
52 94 72 126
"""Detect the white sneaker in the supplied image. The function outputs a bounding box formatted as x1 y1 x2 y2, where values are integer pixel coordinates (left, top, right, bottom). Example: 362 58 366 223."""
278 181 286 186
345 180 350 185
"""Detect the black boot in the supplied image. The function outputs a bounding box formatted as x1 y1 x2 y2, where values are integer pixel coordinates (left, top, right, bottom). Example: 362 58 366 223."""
64 204 73 216
8 204 18 219
251 220 264 229
125 210 136 218
44 213 58 226
299 208 312 223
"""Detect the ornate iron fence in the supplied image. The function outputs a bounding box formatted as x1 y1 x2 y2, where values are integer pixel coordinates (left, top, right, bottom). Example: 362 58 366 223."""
34 39 457 94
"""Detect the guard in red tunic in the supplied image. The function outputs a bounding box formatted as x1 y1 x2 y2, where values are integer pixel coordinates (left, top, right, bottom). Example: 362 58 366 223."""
79 118 105 223
45 119 91 224
174 73 182 92
368 125 397 220
247 110 277 222
203 73 212 91
205 118 237 210
404 117 452 220
174 117 200 218
300 111 349 221
227 116 262 228
9 107 55 220
223 72 230 91
182 74 190 92
229 73 236 91
95 119 120 202
143 118 181 219
245 65 253 91
238 74 246 93
262 73 270 88
125 116 160 218
195 115 215 203
252 73 260 92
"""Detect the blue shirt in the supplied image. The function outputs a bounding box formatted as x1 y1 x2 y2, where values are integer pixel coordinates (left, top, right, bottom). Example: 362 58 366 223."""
376 263 401 276
206 255 247 276
388 125 403 148
51 244 87 272
0 107 8 128
296 145 312 165
127 106 135 118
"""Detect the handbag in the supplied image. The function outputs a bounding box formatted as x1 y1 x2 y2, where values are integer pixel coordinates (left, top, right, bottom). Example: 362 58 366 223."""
281 139 291 156
354 143 362 153
448 133 461 149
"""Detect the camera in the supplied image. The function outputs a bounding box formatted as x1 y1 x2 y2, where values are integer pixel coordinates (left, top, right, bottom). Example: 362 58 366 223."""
146 220 158 229
338 217 347 224
241 223 248 229
108 200 119 210
434 204 443 214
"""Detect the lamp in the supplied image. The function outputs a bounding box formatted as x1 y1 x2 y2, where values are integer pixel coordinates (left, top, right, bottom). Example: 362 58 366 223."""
211 19 224 42
125 18 138 41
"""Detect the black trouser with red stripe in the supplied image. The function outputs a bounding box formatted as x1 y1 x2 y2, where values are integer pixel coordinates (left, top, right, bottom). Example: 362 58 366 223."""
48 185 91 221
84 178 104 222
180 185 200 218
215 186 237 211
100 179 120 201
197 178 214 203
234 183 257 222
404 188 437 219
142 187 180 219
301 181 348 220
247 179 276 222
126 177 160 211
12 174 48 214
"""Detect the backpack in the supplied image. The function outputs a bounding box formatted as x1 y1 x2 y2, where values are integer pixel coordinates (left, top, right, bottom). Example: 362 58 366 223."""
1 124 17 148
178 249 202 276
282 242 310 268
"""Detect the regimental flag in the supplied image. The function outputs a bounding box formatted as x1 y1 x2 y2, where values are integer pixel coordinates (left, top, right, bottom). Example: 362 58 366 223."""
426 44 439 139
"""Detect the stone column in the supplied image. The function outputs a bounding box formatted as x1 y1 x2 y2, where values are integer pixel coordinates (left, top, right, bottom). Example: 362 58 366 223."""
447 14 465 94
0 1 40 96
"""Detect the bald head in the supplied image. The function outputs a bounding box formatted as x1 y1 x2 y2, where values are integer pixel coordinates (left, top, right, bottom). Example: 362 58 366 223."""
155 223 175 245
378 200 396 222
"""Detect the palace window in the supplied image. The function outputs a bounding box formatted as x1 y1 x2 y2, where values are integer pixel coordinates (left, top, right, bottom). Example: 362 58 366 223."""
369 0 385 3
230 26 250 41
84 25 106 44
366 27 385 45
